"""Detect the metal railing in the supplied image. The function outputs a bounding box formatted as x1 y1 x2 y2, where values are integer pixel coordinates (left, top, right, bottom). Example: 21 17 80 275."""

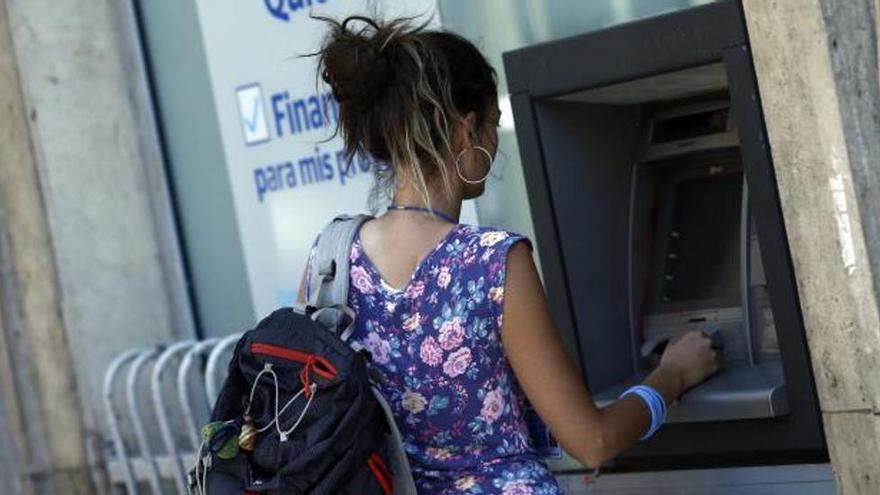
102 334 242 494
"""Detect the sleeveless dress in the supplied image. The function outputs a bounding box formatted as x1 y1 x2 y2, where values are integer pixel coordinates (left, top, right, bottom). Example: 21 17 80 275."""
308 223 562 495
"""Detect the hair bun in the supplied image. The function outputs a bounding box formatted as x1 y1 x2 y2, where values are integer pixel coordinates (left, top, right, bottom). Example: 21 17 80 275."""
310 13 498 216
319 16 407 106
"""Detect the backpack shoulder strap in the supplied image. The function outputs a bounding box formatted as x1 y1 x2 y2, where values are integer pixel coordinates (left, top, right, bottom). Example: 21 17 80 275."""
372 386 418 493
307 214 372 309
308 216 417 492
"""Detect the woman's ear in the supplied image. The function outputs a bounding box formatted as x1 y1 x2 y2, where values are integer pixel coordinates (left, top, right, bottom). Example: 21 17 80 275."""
452 111 478 151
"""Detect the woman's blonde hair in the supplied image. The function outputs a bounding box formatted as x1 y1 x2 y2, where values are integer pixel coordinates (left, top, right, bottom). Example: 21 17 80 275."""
313 15 497 211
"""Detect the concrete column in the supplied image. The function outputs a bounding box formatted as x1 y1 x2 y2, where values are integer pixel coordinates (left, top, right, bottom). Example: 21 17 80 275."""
0 0 91 491
0 315 26 495
0 0 197 491
741 0 880 493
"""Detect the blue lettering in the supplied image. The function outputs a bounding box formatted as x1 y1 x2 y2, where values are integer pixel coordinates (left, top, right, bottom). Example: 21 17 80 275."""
320 149 334 181
254 169 269 202
299 156 317 185
266 0 330 23
263 0 289 21
266 165 279 191
336 150 349 185
282 161 297 187
254 147 345 201
254 161 302 202
292 98 308 132
271 92 286 137
308 95 323 128
268 90 337 138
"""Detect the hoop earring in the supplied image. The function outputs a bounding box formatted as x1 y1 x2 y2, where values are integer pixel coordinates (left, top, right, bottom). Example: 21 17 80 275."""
455 146 493 185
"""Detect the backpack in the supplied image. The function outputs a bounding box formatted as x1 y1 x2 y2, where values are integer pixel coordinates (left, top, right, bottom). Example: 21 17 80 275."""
189 214 416 495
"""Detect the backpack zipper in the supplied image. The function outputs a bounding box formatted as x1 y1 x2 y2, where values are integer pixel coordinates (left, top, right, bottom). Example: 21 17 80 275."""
250 342 338 379
367 453 393 495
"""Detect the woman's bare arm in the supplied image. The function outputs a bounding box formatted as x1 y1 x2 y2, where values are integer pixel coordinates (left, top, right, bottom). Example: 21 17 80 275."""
501 242 716 468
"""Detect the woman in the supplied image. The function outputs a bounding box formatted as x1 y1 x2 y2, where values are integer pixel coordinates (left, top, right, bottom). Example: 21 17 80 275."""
298 16 718 495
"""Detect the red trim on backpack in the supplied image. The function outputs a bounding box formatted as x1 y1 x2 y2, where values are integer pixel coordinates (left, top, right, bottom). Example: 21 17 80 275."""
372 453 392 480
368 453 393 495
249 342 338 379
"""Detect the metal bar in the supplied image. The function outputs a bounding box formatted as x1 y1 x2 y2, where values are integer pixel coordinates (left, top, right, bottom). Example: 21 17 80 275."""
555 463 834 494
507 93 586 377
150 341 195 495
205 333 242 405
126 348 163 494
102 349 144 495
740 178 755 366
177 338 220 450
723 44 826 453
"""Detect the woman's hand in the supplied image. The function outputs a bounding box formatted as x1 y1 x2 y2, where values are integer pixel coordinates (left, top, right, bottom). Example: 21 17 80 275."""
658 331 720 394
501 242 722 468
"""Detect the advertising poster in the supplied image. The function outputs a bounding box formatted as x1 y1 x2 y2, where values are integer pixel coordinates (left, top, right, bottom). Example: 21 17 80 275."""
194 0 477 319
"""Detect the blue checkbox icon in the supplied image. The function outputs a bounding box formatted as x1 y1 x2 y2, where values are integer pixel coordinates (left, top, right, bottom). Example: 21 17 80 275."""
244 98 260 133
236 83 270 146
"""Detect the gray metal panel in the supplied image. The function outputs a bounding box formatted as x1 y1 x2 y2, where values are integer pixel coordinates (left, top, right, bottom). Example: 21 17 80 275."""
594 362 788 423
119 0 197 341
135 0 255 336
504 1 745 97
555 463 835 495
557 63 729 105
509 94 585 373
533 101 642 390
722 44 827 447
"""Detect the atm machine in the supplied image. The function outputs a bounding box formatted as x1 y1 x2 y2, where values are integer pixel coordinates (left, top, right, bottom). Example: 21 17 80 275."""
504 1 831 491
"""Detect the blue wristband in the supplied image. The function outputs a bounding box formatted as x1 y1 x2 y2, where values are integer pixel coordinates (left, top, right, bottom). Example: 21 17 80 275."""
620 385 667 440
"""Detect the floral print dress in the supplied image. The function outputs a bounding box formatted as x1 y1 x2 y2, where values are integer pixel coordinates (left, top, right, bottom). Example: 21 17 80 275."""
310 223 562 494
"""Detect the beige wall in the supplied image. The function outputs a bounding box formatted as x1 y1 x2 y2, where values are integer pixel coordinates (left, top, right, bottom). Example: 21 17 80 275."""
0 0 195 492
742 0 880 493
0 0 90 491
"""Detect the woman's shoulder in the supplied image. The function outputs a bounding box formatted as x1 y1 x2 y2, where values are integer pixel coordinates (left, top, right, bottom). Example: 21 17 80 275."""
450 224 533 269
454 223 531 249
447 224 532 300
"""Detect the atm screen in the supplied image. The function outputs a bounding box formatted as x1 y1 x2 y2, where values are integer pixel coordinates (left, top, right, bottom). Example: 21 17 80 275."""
656 172 742 308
